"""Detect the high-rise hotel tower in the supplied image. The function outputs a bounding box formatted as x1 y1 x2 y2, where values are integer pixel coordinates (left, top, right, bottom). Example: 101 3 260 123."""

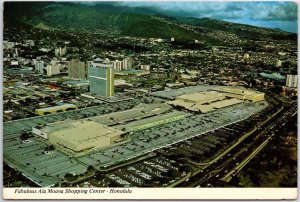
88 60 114 97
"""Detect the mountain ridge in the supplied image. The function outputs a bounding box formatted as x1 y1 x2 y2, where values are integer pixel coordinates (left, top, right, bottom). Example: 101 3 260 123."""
4 2 297 43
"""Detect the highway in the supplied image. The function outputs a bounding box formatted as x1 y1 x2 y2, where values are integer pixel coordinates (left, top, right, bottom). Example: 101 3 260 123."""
220 104 297 183
176 101 297 187
179 128 270 187
222 137 270 182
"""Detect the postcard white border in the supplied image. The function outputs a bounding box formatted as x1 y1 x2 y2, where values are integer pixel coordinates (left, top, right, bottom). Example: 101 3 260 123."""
2 188 297 200
1 0 299 201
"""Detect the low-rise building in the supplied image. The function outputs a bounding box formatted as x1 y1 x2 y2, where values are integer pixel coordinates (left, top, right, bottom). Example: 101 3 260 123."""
35 104 77 115
214 87 265 102
168 87 264 113
32 120 124 152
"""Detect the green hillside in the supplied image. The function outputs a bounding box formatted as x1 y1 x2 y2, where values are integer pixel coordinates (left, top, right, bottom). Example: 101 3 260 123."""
4 2 207 41
4 2 296 43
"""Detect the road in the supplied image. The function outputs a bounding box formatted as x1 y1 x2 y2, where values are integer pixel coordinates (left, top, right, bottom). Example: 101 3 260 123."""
222 137 270 182
176 102 296 187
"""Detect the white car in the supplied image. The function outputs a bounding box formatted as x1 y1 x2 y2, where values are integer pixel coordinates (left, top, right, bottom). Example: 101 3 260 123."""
44 151 54 155
22 139 32 144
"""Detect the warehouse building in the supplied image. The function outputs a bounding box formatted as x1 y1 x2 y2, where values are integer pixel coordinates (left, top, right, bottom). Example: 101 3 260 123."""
32 120 124 152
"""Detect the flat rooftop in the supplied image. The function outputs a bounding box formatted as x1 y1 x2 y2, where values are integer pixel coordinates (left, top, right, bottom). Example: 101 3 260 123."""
116 111 188 132
150 85 219 100
177 91 225 104
3 86 268 187
214 86 263 96
48 120 124 152
90 103 172 125
210 98 243 109
36 103 77 111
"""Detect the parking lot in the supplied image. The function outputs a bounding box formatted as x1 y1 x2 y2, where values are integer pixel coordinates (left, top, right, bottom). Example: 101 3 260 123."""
3 99 143 186
4 94 268 187
79 100 268 170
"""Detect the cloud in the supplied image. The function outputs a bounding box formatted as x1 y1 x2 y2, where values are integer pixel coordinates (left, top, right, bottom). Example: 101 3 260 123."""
80 1 298 32
110 1 298 22
263 2 298 21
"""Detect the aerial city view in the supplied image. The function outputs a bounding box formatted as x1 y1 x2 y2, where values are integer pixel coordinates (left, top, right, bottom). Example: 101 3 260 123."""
3 1 297 188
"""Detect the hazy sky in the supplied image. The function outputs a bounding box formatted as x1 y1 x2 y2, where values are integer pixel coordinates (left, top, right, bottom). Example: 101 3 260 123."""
85 1 298 33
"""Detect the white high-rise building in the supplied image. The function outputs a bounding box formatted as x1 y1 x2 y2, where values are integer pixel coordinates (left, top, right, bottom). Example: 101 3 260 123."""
112 58 133 71
55 49 60 56
122 58 132 70
35 61 45 74
55 46 66 57
113 60 123 71
15 48 18 57
286 75 298 88
46 64 61 76
275 59 282 67
68 59 86 79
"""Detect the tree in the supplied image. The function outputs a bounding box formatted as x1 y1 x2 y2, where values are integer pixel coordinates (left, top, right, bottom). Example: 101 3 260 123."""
20 132 30 140
64 173 75 180
45 145 55 152
87 165 94 172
